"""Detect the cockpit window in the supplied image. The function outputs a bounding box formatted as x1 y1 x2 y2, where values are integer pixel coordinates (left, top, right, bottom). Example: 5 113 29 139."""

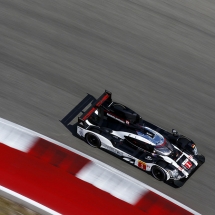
154 139 174 156
137 127 164 146
125 135 154 152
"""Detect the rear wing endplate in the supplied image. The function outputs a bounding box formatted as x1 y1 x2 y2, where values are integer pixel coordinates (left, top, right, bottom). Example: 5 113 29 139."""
78 90 112 124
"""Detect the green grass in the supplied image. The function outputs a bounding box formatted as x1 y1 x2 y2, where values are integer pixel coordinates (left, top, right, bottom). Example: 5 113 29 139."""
0 196 40 215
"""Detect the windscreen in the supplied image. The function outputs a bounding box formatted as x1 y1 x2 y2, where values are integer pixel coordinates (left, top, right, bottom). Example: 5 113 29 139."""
154 139 174 156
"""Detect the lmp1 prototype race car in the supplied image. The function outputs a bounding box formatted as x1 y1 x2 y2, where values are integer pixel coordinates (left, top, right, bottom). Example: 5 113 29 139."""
65 91 205 187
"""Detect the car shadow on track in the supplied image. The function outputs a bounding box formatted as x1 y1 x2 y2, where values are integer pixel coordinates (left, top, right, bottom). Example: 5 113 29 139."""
60 93 96 139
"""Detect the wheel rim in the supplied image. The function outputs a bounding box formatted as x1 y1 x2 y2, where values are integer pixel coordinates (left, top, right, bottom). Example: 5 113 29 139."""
87 134 99 147
154 169 162 179
152 167 165 181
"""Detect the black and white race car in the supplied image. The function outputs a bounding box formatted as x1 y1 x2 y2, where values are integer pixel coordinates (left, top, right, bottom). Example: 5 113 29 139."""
65 91 205 187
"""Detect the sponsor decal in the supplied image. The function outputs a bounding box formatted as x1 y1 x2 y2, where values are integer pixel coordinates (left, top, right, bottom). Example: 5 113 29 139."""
185 161 192 169
138 160 146 170
105 145 123 156
182 158 192 169
78 128 83 136
145 156 152 160
146 164 151 170
188 155 193 160
123 157 135 164
178 166 183 171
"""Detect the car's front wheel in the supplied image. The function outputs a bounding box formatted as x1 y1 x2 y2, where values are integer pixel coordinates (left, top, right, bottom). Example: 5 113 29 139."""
85 133 101 148
195 154 205 165
151 166 167 181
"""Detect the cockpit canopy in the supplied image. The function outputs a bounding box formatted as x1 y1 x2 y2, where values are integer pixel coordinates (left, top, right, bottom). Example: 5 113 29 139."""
136 127 174 156
154 139 174 156
137 127 164 145
124 135 154 152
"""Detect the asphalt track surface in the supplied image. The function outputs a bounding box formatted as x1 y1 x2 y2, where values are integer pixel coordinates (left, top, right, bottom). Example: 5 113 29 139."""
0 0 215 214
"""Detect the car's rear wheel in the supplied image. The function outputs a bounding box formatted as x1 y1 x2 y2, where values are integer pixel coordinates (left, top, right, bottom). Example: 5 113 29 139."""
151 166 167 181
86 133 101 148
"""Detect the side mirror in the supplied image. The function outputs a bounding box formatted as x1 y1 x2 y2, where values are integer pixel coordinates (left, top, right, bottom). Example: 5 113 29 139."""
172 129 178 136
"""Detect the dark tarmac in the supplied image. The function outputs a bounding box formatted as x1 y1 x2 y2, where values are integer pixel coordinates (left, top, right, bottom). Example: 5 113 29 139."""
1 1 215 214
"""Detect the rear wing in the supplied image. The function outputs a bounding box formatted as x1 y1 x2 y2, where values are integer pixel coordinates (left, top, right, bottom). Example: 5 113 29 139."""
61 94 96 126
78 90 112 125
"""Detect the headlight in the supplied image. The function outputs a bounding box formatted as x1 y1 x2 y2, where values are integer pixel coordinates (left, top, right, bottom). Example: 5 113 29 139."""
189 143 198 155
170 169 185 180
193 146 198 155
170 169 179 178
176 173 185 180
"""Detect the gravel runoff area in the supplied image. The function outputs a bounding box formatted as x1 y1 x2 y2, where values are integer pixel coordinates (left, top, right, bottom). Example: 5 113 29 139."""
0 196 40 215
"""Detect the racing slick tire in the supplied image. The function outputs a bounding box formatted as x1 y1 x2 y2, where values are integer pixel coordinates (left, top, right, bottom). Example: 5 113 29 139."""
196 154 205 165
86 133 101 148
173 178 187 188
151 166 167 181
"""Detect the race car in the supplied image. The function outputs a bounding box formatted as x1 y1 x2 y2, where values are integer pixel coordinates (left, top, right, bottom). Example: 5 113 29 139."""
65 90 205 187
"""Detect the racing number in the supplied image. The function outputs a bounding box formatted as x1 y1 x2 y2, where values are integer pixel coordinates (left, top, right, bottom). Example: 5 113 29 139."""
138 160 146 170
